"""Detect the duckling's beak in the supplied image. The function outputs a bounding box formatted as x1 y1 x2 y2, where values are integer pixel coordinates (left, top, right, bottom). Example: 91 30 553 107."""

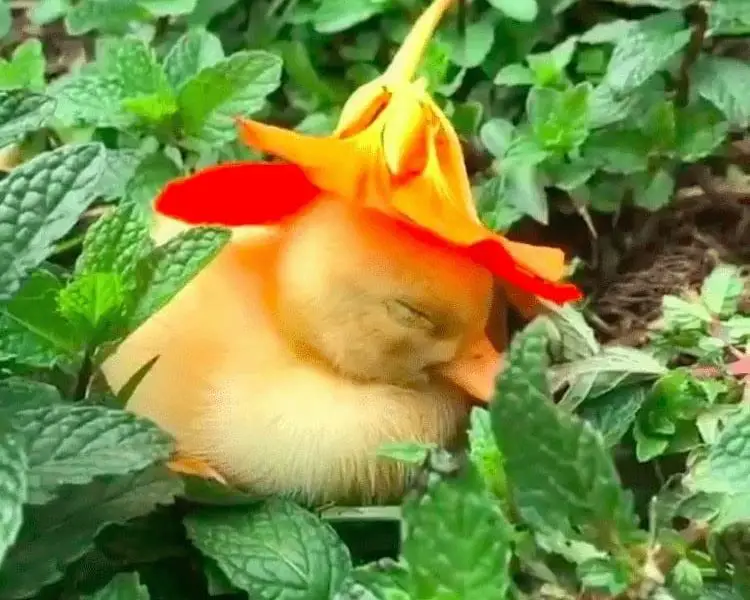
436 333 502 402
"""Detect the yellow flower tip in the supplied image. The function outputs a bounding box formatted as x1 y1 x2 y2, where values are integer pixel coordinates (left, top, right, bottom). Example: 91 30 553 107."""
382 88 429 176
384 0 457 84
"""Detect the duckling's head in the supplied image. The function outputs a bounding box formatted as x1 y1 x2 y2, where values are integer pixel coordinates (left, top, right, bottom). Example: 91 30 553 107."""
273 196 494 386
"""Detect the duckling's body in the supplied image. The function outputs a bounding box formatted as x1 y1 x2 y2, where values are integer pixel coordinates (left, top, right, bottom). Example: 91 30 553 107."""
102 197 494 505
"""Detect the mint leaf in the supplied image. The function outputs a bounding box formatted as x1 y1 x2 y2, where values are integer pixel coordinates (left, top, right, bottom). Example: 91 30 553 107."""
53 37 175 128
0 269 81 362
163 29 225 91
553 346 666 406
0 378 61 414
0 89 55 148
694 55 750 128
178 50 282 145
337 562 410 600
480 118 515 158
691 410 750 494
487 0 538 22
580 384 649 448
603 12 691 94
139 0 198 17
493 63 535 87
185 498 352 599
675 100 729 161
442 16 495 69
57 272 128 341
402 451 512 598
0 143 104 301
0 39 46 92
130 227 229 328
8 403 174 504
527 82 592 154
65 0 149 35
0 465 182 598
491 322 637 539
0 433 26 566
701 264 743 318
468 407 506 498
124 151 181 210
75 202 153 287
376 442 434 465
501 160 548 224
582 128 651 174
83 573 150 600
313 0 384 34
633 168 675 211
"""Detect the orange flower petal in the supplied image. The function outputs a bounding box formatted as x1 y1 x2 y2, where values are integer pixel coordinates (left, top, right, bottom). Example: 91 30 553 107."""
154 162 321 226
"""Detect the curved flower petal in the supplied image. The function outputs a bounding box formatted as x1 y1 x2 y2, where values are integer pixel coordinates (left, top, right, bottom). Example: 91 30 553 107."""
154 162 321 226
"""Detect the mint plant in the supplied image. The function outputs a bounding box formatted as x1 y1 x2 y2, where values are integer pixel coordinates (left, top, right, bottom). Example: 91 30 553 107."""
0 0 748 599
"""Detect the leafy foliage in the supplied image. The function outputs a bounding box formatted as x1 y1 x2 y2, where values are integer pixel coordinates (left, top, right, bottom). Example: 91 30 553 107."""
0 0 749 599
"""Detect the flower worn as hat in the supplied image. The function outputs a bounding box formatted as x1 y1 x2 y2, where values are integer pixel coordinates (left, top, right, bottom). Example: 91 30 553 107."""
155 0 582 311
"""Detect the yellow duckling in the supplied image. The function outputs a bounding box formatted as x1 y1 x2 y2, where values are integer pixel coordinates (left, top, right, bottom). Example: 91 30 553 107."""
101 0 580 505
104 197 496 504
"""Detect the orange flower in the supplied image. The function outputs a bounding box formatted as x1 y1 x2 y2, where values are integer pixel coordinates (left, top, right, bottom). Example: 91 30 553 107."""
155 0 582 314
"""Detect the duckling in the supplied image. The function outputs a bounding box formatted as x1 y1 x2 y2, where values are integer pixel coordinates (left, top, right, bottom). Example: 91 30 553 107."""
102 194 497 505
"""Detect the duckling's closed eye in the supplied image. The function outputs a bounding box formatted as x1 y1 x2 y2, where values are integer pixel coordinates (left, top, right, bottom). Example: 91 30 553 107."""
384 298 434 330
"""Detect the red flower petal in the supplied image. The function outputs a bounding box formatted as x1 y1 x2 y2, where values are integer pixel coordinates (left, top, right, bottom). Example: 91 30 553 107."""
154 162 321 226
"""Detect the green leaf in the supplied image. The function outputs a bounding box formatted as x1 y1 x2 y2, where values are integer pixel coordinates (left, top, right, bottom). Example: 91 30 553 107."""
580 384 649 448
0 143 104 301
0 39 46 92
442 16 496 69
0 378 62 414
0 0 9 39
487 0 538 22
582 128 651 174
526 82 592 154
603 11 691 94
124 151 181 210
58 272 128 341
694 55 750 128
52 37 174 129
479 118 515 158
491 322 637 538
468 407 506 498
552 346 667 408
579 19 637 44
178 50 282 145
29 0 67 26
0 269 81 363
130 227 229 328
0 90 55 148
402 451 512 598
662 295 713 330
493 63 535 87
84 573 150 600
139 0 197 17
0 433 27 566
337 562 410 600
313 0 384 34
185 498 352 599
8 403 174 504
501 160 548 224
691 409 750 494
0 465 182 599
163 29 225 92
670 558 703 599
65 0 149 35
675 100 729 161
376 442 434 465
75 202 153 288
701 264 743 318
633 168 675 211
